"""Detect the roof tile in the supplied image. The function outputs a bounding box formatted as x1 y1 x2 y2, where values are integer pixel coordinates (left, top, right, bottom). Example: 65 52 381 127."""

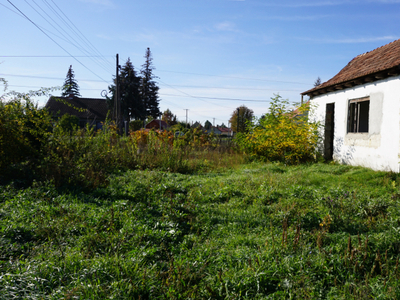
303 38 400 95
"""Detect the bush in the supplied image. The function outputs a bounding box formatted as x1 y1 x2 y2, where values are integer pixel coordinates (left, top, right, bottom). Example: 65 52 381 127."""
0 95 53 184
237 94 321 164
0 83 243 188
53 113 79 135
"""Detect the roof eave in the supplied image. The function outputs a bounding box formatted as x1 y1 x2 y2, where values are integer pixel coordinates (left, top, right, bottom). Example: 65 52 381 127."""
302 65 400 98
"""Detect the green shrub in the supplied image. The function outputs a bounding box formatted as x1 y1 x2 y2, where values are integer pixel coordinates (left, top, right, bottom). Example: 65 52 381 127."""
0 95 52 184
237 94 321 164
54 113 79 135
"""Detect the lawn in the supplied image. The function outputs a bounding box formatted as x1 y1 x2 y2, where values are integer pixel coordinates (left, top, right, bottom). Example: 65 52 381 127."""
1 162 400 299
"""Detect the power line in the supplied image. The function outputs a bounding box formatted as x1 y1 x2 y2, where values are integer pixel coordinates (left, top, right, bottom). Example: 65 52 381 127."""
159 83 303 92
0 73 106 83
7 84 103 91
47 0 113 69
1 55 114 58
24 0 112 74
160 93 272 102
158 79 233 109
6 0 110 84
1 73 275 102
1 2 98 50
157 69 310 85
40 0 113 71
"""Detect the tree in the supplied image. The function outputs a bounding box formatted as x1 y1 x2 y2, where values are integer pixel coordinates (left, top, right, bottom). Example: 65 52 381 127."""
61 65 81 97
140 48 160 119
314 77 322 87
119 58 143 120
229 105 254 133
236 94 320 164
107 58 143 123
204 120 212 130
161 109 177 126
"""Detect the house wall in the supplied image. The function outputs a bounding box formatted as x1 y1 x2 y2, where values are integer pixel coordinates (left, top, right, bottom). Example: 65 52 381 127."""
309 76 400 172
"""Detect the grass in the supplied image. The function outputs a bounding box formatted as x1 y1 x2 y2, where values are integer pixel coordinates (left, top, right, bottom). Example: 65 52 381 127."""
1 161 400 299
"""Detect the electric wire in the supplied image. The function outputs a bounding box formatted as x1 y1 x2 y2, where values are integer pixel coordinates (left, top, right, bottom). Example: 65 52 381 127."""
48 0 113 69
1 73 286 102
159 83 303 92
41 0 113 71
0 73 106 83
160 93 271 102
1 3 93 49
1 55 114 58
25 0 112 74
157 69 310 85
6 0 110 84
158 79 233 110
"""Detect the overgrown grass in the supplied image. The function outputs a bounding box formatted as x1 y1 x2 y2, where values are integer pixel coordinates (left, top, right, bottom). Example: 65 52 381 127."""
2 162 400 299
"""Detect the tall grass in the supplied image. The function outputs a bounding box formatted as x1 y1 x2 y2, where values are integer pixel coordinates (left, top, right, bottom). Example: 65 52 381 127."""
1 163 400 299
0 95 243 188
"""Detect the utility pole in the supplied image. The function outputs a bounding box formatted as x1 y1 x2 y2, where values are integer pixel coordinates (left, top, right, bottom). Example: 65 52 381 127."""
237 107 240 133
114 54 121 133
213 118 215 127
184 109 189 128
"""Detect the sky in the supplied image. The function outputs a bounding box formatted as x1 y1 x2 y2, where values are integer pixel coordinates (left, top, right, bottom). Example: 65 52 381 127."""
1 0 400 126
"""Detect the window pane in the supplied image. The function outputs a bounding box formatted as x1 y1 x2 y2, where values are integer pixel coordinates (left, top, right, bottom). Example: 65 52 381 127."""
358 101 369 132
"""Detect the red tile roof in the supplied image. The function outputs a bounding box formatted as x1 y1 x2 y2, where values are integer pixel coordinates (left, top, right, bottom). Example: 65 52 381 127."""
302 38 400 96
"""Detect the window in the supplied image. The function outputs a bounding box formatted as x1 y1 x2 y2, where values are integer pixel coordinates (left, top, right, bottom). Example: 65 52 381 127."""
347 97 369 133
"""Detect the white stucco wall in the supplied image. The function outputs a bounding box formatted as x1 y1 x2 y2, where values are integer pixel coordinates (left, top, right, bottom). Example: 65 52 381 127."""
309 76 400 172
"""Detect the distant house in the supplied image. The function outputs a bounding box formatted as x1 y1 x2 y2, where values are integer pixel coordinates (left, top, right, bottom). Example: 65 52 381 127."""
302 38 400 172
45 95 110 130
145 119 169 130
191 121 204 130
204 126 233 136
217 126 233 136
206 126 222 135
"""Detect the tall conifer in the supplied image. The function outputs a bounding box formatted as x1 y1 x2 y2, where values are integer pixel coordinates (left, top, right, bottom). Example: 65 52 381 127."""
61 65 81 97
140 48 160 119
120 58 143 120
107 58 143 121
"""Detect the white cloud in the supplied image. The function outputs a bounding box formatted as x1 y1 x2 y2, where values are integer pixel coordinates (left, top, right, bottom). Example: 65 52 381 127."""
214 21 237 32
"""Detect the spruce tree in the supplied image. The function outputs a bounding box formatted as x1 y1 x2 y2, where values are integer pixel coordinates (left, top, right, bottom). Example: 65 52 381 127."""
204 120 212 130
107 58 143 122
61 65 81 97
120 58 143 120
140 48 160 119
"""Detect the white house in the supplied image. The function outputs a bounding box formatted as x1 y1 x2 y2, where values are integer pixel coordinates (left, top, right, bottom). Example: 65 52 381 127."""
302 39 400 172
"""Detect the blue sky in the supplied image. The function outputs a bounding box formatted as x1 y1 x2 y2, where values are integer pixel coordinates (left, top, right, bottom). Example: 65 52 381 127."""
1 0 400 126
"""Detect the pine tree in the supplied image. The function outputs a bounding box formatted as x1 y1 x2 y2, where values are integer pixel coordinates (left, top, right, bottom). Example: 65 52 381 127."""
120 58 143 120
314 77 322 87
61 65 81 97
107 58 143 122
140 48 160 119
204 120 212 130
